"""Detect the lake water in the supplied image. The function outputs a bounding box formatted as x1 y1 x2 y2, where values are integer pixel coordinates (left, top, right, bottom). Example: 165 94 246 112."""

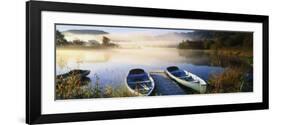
56 48 224 89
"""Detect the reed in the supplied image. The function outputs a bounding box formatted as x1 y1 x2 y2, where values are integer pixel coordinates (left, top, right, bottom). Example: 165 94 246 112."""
207 49 253 93
103 85 135 98
55 73 100 99
207 67 244 93
55 72 136 99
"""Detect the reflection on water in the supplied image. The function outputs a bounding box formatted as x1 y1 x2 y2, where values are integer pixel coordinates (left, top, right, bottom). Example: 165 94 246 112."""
56 48 224 88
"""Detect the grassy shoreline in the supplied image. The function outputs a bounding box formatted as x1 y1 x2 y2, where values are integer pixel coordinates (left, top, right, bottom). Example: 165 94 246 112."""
55 73 136 100
206 49 253 93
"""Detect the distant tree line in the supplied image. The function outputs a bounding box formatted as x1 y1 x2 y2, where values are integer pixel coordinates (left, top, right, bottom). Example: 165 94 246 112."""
178 40 214 49
55 30 118 47
178 31 253 50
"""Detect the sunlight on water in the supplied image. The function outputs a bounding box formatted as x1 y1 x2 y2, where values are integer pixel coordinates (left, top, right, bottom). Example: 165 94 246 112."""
56 47 224 88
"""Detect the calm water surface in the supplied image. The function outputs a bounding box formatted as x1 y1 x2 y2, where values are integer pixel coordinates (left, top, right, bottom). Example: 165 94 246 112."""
56 48 224 88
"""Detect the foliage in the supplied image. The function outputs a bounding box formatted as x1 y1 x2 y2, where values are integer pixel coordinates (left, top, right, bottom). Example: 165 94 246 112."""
55 30 68 46
207 67 244 93
55 72 135 99
55 73 101 99
103 85 135 98
102 36 110 45
207 50 253 93
72 39 86 45
178 40 214 49
178 31 253 50
55 34 118 48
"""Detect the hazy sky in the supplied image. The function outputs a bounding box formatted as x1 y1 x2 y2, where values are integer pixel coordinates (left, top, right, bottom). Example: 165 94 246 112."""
56 24 195 47
56 25 193 36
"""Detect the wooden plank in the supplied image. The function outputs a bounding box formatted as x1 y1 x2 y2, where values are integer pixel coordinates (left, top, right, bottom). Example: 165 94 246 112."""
150 72 186 95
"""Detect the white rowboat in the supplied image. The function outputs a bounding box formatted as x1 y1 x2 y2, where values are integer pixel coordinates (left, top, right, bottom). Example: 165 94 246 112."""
125 69 155 96
165 66 207 93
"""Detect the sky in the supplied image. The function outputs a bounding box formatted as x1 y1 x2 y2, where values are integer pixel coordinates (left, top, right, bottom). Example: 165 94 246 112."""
56 24 195 47
56 24 193 36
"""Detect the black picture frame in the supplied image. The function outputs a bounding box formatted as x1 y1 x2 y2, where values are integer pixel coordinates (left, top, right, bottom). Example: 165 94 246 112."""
26 1 269 124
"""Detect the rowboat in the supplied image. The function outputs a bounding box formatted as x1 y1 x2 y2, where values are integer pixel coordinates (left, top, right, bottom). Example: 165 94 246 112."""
56 69 90 79
165 66 207 93
56 69 91 85
125 69 155 96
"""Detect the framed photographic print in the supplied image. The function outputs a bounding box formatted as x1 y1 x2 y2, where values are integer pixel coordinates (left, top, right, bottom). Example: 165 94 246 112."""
26 1 269 124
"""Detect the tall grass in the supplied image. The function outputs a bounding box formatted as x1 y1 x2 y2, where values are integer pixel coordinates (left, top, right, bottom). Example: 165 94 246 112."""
207 67 244 93
103 85 135 98
207 49 253 93
55 72 136 99
55 72 98 99
210 49 252 67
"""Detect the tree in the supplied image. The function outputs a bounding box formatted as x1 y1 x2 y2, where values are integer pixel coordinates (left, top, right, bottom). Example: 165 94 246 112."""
56 30 67 45
102 36 110 46
72 39 86 45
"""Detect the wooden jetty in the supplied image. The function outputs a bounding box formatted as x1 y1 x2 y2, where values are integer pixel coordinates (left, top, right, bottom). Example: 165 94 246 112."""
150 71 187 95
